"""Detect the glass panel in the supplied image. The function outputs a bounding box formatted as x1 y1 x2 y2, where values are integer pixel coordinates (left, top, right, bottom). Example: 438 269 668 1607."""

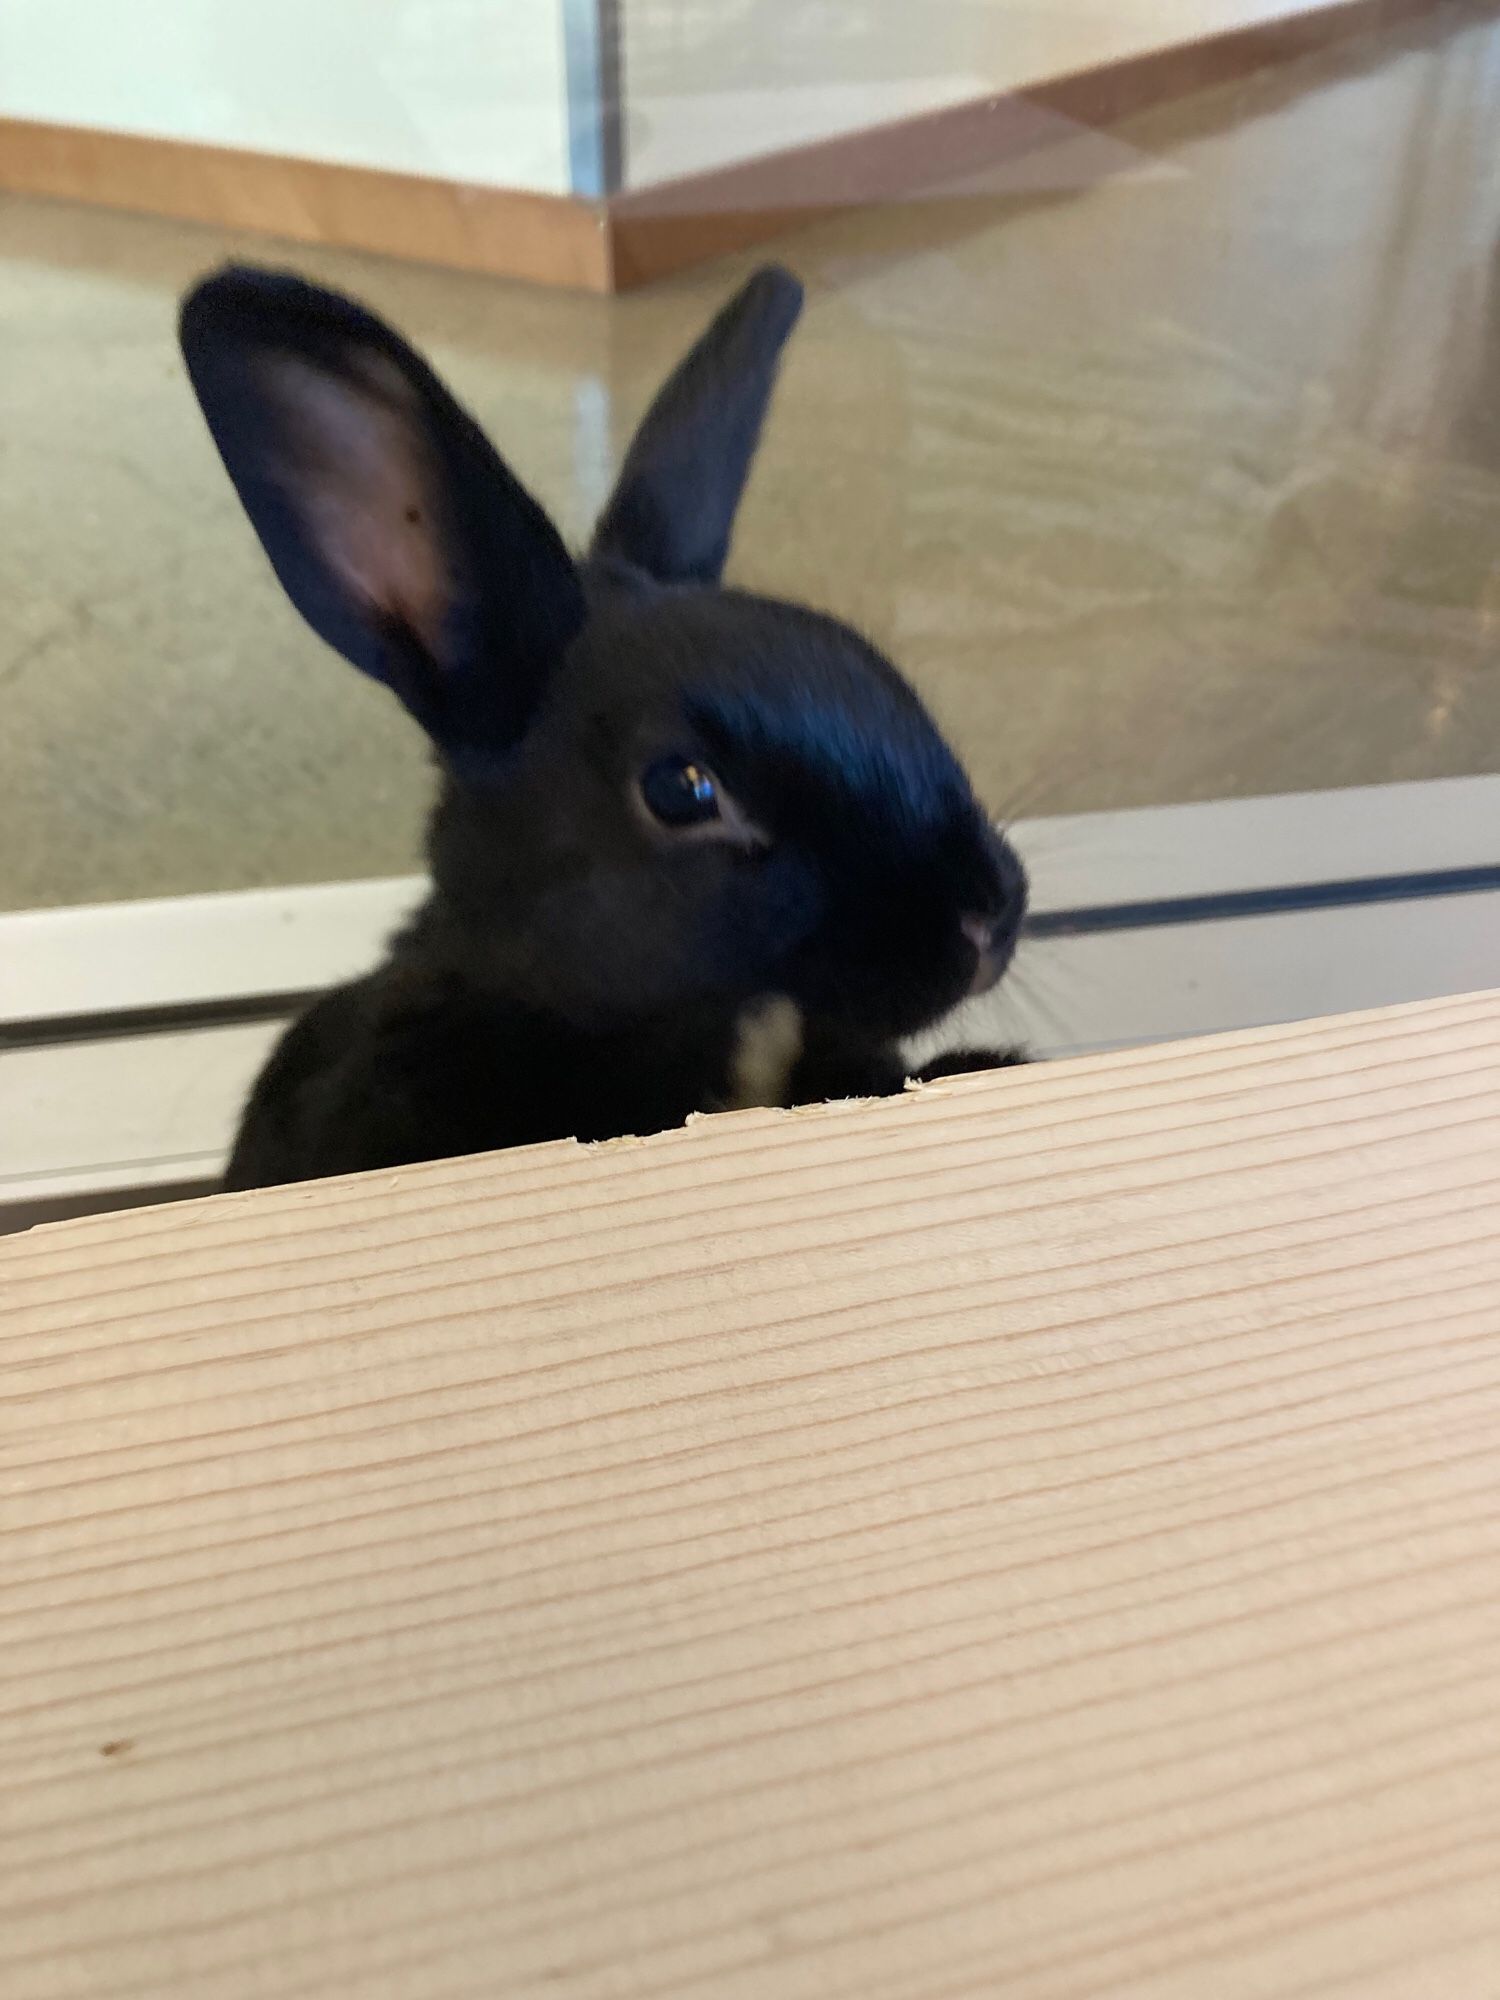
2 2 1498 916
0 1 573 189
620 0 1335 186
0 206 594 910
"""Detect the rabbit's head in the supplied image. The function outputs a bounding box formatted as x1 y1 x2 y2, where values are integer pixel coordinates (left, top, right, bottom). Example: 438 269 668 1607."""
180 265 1025 1043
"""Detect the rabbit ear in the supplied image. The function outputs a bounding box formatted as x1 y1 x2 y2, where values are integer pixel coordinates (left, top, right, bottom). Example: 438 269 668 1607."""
591 265 804 585
180 265 585 763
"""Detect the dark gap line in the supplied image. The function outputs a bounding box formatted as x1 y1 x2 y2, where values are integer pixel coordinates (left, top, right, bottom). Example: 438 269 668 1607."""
1023 864 1500 940
5 864 1498 1053
0 991 325 1053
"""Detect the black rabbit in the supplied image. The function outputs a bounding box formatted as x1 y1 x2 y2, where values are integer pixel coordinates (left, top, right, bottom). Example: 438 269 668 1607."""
179 263 1026 1192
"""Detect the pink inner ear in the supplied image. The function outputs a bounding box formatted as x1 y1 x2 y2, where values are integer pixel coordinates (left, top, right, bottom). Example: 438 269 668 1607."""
263 354 451 661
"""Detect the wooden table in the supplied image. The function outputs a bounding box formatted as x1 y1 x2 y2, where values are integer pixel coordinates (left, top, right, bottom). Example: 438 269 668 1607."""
5 992 1499 1998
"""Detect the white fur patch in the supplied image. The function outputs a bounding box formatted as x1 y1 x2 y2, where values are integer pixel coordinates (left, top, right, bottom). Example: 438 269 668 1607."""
725 996 804 1110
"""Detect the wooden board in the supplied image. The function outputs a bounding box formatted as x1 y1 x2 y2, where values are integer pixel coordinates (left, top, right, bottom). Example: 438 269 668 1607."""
3 990 1500 1998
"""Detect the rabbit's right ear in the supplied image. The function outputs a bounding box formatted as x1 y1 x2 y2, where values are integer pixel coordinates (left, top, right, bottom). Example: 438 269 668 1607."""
592 265 804 585
180 266 585 765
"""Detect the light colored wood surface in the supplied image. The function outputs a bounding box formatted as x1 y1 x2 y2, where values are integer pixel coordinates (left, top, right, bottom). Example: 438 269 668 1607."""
0 119 611 292
4 991 1500 1998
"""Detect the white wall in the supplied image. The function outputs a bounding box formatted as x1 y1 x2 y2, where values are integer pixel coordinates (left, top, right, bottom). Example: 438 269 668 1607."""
624 0 1336 186
0 0 1354 198
0 0 573 194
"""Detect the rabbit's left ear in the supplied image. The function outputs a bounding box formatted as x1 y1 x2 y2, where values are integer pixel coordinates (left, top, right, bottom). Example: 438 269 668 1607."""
591 265 803 586
180 264 585 763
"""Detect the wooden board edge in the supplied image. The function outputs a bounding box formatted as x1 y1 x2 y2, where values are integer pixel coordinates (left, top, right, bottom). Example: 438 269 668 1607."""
9 985 1500 1263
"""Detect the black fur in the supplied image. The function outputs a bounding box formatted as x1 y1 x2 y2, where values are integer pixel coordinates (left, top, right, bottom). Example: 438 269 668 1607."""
180 263 1026 1191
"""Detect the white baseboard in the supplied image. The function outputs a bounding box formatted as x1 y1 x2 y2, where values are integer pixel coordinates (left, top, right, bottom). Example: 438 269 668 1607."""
6 775 1498 1033
0 876 421 1034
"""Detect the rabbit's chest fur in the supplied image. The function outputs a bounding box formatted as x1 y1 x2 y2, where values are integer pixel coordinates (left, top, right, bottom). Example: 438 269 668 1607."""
223 970 879 1190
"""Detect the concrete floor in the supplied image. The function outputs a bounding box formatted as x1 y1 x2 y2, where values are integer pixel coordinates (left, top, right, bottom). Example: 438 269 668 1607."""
3 3 1499 911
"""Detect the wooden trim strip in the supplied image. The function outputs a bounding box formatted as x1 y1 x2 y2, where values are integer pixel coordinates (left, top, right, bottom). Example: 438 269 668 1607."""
0 118 613 291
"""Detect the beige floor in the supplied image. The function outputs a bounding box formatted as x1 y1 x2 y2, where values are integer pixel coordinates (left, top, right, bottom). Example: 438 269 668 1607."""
3 2 1499 912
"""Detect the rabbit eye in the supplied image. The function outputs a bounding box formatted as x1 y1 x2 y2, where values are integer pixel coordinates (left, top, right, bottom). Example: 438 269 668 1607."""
640 756 721 828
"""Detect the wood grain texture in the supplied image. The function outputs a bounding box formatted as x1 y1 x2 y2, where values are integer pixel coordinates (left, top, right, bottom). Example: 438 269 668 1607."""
3 991 1499 1999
